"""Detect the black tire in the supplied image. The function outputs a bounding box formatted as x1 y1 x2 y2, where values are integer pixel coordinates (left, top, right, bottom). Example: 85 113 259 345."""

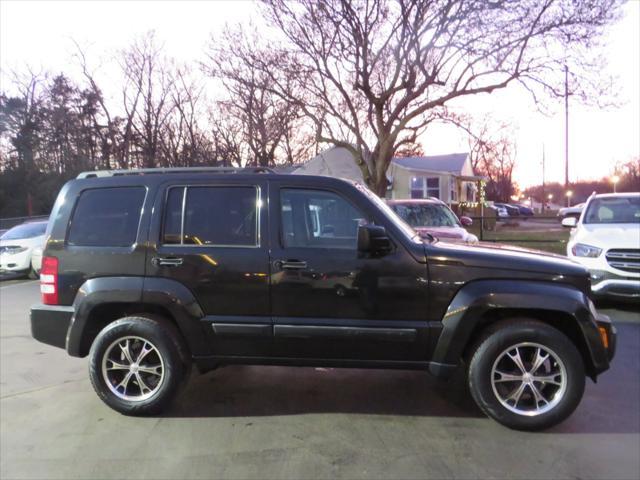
28 267 39 279
467 318 585 431
88 314 191 415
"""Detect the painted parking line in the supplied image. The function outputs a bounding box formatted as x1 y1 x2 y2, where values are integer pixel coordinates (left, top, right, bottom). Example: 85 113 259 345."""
0 280 38 290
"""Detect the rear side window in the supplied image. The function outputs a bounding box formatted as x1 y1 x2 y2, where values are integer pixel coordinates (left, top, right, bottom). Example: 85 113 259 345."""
67 187 146 247
162 186 259 247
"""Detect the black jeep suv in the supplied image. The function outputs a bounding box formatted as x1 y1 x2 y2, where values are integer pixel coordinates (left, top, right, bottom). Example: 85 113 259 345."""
31 167 615 430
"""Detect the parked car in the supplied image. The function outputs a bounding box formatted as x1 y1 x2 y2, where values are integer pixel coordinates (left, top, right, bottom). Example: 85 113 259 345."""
0 221 47 278
488 204 509 220
494 203 521 217
30 167 615 430
558 203 585 220
386 198 478 243
564 193 640 301
514 204 535 217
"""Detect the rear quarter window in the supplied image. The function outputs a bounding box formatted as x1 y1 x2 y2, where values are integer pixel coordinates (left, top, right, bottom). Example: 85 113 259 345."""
67 187 146 247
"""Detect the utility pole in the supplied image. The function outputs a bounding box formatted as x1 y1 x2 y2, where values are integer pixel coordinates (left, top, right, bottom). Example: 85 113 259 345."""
564 65 570 206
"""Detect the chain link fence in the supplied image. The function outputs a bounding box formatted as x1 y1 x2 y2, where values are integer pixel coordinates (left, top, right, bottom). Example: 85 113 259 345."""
465 214 569 254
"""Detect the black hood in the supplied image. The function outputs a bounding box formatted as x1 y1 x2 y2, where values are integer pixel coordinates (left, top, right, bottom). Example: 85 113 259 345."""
427 240 588 278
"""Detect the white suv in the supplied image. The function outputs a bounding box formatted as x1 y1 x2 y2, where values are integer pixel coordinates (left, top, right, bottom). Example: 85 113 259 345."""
563 193 640 300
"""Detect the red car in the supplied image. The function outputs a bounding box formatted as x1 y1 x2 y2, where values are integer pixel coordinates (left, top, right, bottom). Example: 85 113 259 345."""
387 198 478 243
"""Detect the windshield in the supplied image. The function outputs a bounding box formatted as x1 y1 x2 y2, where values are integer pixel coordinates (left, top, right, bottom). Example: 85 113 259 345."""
350 182 421 242
1 222 47 240
389 203 459 228
583 196 640 224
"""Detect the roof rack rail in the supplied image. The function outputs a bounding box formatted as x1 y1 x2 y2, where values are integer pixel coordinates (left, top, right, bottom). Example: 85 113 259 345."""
77 166 275 179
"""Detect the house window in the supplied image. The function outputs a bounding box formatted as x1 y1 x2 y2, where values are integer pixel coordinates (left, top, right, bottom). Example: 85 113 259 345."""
410 176 440 199
450 180 458 202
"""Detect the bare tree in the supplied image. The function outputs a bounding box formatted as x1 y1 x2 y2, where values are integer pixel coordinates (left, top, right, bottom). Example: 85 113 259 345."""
463 117 517 202
205 27 312 167
160 67 214 166
208 104 248 167
73 42 121 169
260 0 622 195
119 32 178 168
0 69 45 170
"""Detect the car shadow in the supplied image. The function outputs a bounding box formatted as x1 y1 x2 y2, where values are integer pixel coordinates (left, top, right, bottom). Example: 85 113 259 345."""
0 272 28 282
163 352 639 434
168 365 483 420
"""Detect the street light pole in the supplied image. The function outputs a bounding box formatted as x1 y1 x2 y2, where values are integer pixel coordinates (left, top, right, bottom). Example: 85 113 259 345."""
612 175 620 193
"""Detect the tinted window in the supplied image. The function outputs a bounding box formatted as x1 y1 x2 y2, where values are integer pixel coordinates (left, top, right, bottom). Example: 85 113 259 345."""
281 189 367 249
163 187 184 245
162 186 258 246
67 187 146 247
1 222 47 240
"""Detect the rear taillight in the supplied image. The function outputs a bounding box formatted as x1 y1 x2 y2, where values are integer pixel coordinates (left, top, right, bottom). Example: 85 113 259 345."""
40 256 59 305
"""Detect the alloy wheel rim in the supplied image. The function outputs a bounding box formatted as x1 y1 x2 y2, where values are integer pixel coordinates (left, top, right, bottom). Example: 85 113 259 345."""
101 336 165 402
490 342 567 417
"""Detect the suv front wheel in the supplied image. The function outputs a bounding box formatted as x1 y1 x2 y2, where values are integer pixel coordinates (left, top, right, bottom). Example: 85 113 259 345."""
88 315 190 415
468 319 585 431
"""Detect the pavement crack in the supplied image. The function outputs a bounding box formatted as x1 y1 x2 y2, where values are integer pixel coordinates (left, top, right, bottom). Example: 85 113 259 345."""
0 378 85 400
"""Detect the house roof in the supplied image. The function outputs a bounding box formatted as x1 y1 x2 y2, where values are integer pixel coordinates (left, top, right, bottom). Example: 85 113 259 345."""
392 153 468 174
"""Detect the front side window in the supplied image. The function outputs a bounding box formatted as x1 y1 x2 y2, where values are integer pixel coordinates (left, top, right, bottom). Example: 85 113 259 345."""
67 187 146 247
281 189 367 249
583 196 640 224
162 186 258 246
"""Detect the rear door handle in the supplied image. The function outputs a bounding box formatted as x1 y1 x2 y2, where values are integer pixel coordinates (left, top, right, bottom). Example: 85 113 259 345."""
152 256 184 267
275 260 308 270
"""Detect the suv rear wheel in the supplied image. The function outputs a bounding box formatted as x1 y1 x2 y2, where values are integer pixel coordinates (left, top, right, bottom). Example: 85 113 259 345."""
88 315 190 415
467 319 585 430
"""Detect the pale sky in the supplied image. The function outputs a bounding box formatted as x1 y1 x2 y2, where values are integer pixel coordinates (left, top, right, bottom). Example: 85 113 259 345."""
1 0 638 187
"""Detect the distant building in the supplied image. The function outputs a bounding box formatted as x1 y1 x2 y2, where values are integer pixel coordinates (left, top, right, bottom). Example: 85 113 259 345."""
292 146 366 182
389 153 483 205
293 146 484 206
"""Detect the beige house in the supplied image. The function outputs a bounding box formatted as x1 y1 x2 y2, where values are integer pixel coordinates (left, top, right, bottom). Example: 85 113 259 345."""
388 153 482 205
294 147 482 206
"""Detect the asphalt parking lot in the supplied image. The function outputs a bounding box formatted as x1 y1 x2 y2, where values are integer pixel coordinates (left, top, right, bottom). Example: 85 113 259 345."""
1 278 639 480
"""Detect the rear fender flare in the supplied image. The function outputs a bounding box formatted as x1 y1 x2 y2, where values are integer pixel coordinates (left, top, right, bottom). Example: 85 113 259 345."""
66 277 207 357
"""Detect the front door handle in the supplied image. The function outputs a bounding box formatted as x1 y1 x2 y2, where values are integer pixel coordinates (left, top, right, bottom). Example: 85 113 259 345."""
275 260 308 270
152 256 184 267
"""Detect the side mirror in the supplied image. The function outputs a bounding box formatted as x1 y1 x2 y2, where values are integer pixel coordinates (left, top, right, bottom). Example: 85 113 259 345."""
460 216 473 227
357 224 393 255
561 217 577 228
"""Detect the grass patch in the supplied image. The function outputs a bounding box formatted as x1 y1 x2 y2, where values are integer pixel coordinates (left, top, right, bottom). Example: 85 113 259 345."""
479 228 570 255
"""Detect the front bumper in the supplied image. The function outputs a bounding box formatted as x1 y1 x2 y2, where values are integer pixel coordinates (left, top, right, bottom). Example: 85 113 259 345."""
591 278 640 300
0 250 32 272
30 304 74 349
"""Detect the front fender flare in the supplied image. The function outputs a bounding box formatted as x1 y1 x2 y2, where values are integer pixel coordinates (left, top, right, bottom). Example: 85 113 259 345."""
429 280 608 378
